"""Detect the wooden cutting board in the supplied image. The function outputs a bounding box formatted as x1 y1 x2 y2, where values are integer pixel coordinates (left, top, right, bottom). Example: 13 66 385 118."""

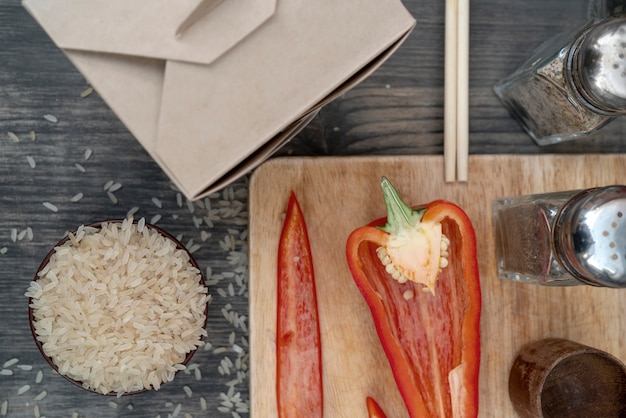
248 154 626 418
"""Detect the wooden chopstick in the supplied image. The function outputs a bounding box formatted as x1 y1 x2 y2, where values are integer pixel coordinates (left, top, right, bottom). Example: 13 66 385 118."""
444 0 458 183
456 0 469 182
444 0 470 182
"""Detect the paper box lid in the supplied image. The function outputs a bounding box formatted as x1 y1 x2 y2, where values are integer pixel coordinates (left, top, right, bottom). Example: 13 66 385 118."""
23 0 416 200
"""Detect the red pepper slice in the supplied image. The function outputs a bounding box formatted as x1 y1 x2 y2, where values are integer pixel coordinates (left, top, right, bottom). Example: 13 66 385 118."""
276 191 323 418
366 396 388 418
346 178 481 418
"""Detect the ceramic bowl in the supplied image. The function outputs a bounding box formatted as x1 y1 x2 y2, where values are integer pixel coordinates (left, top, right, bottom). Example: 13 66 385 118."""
27 219 209 396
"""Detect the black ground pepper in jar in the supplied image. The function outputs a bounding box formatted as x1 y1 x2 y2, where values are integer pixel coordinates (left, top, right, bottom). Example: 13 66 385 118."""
494 15 626 145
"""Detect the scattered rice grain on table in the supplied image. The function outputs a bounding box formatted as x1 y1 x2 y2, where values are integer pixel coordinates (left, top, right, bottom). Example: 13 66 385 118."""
17 384 30 395
3 358 18 368
43 114 57 123
34 390 47 401
7 131 19 142
108 182 122 192
107 191 118 204
29 130 36 141
17 229 27 241
70 193 83 203
103 180 114 191
26 156 36 168
80 87 94 98
74 163 86 173
42 202 58 212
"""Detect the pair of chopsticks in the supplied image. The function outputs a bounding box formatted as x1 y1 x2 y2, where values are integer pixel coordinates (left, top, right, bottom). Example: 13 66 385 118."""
444 0 469 182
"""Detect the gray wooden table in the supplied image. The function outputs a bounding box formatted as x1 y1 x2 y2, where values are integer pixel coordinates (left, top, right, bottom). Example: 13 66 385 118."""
1 0 624 417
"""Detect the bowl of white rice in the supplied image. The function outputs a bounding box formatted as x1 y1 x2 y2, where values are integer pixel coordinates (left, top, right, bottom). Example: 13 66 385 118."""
26 217 210 396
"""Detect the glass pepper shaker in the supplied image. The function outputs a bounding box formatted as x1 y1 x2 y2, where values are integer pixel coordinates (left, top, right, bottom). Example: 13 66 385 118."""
494 185 626 287
493 15 626 145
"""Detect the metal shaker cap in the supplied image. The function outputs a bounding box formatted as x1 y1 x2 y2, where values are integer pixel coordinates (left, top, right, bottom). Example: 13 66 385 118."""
567 16 626 114
553 185 626 287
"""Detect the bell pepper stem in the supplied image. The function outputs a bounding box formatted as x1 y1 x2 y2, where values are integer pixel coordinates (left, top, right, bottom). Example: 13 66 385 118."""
379 177 425 235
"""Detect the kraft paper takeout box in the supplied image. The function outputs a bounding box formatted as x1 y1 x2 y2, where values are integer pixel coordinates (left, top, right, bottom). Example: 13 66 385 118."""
23 0 416 200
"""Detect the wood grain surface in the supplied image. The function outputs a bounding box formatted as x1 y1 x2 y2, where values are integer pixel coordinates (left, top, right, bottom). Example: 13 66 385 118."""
249 154 626 418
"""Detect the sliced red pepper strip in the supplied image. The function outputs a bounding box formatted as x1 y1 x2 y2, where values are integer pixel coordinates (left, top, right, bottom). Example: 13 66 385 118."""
366 396 388 418
346 178 481 418
276 191 323 418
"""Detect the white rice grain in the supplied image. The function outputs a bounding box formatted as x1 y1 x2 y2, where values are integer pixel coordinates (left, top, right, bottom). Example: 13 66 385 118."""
172 403 182 417
84 148 93 160
10 229 17 242
43 114 57 123
30 130 36 141
34 390 47 401
200 397 207 411
127 207 140 218
183 385 192 397
7 131 19 142
17 364 32 371
17 385 30 395
150 214 161 224
34 404 40 418
108 182 122 192
42 202 58 212
35 370 43 383
151 197 163 208
17 229 27 241
70 193 83 203
26 156 36 168
0 247 7 255
0 370 12 376
3 358 18 368
107 191 118 204
80 87 94 98
0 400 7 416
103 180 114 191
74 163 86 173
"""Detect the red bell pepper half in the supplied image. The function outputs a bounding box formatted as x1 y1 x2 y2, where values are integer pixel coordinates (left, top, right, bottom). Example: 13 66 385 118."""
276 191 323 418
346 178 481 418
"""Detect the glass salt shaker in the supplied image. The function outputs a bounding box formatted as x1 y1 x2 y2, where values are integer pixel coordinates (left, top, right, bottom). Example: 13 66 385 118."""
493 15 626 145
494 185 626 287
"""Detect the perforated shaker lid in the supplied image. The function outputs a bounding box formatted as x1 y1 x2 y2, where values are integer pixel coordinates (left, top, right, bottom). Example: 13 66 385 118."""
554 185 626 287
568 16 626 114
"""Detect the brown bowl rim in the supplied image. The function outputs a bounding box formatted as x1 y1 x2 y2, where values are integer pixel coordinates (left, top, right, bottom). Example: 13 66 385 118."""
27 219 209 396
